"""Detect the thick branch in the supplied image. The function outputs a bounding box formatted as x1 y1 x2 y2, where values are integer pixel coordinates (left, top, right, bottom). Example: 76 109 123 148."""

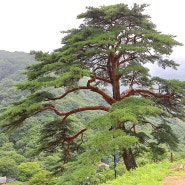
121 88 175 99
46 86 90 100
47 85 115 105
134 88 175 99
94 75 111 84
61 106 110 123
37 105 63 116
65 128 87 142
63 128 87 163
38 105 110 123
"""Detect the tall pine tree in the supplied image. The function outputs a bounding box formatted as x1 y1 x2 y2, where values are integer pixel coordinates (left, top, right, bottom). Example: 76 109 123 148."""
1 3 184 181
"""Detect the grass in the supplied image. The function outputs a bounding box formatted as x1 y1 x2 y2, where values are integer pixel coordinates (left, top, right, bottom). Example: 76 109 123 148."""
8 161 185 185
168 161 185 176
101 160 171 185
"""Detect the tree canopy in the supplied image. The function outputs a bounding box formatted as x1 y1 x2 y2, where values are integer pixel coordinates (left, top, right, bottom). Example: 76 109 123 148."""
0 3 185 184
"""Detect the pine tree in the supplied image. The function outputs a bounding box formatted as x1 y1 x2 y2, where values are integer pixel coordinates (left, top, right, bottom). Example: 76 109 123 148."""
1 3 184 181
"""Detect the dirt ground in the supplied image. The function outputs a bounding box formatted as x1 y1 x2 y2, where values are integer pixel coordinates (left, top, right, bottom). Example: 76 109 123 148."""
163 176 185 185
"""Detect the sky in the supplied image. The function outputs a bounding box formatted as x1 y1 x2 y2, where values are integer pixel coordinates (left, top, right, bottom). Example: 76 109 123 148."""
0 0 184 59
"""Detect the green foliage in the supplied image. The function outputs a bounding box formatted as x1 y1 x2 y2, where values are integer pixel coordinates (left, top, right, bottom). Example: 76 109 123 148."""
0 142 26 178
17 162 42 181
0 140 27 178
119 63 151 87
0 157 18 177
88 97 162 131
152 77 185 102
86 130 137 153
0 91 53 132
0 133 8 146
58 110 138 184
101 161 171 185
40 155 61 172
0 2 184 184
151 124 179 150
0 142 14 151
0 150 26 165
110 97 162 126
28 170 57 185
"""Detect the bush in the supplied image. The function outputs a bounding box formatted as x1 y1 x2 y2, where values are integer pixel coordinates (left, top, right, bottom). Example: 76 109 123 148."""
17 162 41 181
28 170 57 185
0 157 18 178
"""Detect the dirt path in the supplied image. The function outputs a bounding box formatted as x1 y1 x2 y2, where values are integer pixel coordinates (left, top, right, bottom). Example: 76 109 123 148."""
163 163 185 185
163 176 185 185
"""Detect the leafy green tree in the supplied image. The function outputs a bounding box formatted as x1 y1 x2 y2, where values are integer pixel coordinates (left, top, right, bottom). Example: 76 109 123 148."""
28 170 57 185
0 133 8 146
0 3 185 182
0 150 26 165
1 142 14 151
40 155 61 172
0 157 18 177
17 162 41 181
0 142 26 178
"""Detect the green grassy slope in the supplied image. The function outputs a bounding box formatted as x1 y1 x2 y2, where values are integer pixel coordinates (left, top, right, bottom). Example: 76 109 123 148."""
101 161 171 185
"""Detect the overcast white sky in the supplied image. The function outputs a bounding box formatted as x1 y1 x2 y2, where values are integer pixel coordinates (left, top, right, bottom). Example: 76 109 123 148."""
0 0 184 58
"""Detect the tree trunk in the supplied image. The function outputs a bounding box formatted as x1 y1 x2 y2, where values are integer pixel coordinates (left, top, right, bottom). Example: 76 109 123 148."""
122 148 137 171
170 152 173 163
112 78 121 100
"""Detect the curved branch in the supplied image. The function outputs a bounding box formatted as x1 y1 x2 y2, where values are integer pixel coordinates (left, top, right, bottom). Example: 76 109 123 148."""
66 128 87 142
93 66 107 72
38 105 110 123
61 106 110 123
90 86 116 104
119 53 137 65
120 87 134 98
46 86 90 100
37 105 63 116
134 88 174 99
141 120 157 129
120 88 175 99
95 75 111 84
63 128 87 163
47 85 116 105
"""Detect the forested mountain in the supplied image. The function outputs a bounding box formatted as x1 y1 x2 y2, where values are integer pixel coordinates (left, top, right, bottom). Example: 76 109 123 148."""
0 49 185 183
0 49 106 109
0 49 106 133
0 50 36 108
0 44 185 184
1 3 185 184
0 50 36 80
0 50 107 181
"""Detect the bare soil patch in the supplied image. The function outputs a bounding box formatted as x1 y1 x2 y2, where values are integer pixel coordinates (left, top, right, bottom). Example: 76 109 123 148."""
163 176 185 185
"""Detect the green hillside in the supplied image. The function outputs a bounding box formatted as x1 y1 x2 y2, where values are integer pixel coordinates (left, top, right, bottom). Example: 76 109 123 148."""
100 160 185 185
0 50 185 184
0 50 106 181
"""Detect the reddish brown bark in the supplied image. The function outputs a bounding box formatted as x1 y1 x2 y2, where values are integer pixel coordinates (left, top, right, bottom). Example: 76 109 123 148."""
38 105 110 123
47 85 116 105
109 55 121 100
62 128 87 163
120 88 175 100
61 106 110 123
